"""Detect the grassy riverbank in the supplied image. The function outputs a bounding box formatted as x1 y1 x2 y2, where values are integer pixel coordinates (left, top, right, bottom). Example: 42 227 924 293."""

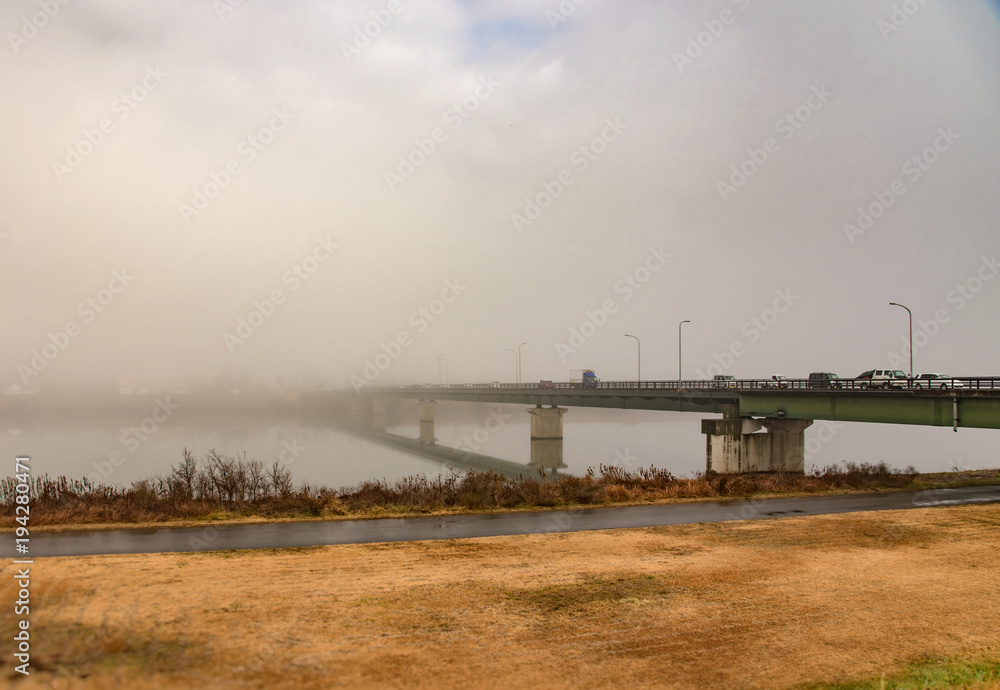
2 452 997 530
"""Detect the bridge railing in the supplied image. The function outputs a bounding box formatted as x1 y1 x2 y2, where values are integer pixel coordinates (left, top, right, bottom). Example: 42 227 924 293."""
394 377 1000 392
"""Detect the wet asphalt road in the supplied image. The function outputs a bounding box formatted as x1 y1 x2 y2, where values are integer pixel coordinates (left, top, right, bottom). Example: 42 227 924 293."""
6 485 999 558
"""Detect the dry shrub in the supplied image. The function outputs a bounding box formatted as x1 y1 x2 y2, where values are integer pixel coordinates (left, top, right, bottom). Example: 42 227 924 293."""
603 485 632 502
0 452 922 527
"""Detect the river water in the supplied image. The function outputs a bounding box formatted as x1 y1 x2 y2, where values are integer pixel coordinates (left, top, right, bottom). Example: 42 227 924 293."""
1 402 995 489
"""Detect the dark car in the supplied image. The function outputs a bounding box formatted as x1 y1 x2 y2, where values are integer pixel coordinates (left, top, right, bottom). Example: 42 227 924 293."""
538 380 555 389
807 372 841 389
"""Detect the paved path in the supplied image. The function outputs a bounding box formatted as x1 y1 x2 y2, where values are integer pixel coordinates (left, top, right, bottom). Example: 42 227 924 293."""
6 485 999 558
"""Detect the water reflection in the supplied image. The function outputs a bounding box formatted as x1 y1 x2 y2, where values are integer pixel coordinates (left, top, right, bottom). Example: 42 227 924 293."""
1 402 991 487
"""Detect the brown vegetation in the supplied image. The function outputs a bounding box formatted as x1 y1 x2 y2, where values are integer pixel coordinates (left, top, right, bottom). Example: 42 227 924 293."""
0 449 930 528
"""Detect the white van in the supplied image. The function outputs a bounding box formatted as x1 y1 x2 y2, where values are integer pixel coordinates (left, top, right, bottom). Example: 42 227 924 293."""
856 369 908 389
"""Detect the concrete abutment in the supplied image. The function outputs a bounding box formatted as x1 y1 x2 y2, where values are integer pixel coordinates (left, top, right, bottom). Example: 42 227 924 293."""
703 405 812 474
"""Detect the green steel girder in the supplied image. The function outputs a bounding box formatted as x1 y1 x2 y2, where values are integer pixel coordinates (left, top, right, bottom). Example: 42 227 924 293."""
364 388 1000 430
738 391 1000 429
366 389 729 414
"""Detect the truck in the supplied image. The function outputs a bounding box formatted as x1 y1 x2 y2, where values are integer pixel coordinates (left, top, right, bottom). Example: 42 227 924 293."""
570 369 599 389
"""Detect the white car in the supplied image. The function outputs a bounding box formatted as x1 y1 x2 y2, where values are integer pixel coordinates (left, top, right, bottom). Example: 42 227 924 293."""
913 373 964 390
856 369 908 389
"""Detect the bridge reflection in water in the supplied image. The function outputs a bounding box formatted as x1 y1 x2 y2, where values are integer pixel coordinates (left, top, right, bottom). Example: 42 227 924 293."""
341 426 561 481
349 397 565 479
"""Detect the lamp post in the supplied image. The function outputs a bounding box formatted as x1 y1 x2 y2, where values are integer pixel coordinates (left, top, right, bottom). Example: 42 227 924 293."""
624 334 640 381
505 349 518 383
517 342 526 385
889 302 913 380
678 320 690 381
438 354 447 385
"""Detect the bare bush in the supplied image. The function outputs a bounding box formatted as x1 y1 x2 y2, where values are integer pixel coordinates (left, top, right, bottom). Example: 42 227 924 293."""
268 461 293 498
0 452 930 528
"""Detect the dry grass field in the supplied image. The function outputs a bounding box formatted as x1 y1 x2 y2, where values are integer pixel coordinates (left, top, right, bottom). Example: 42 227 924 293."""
2 504 999 689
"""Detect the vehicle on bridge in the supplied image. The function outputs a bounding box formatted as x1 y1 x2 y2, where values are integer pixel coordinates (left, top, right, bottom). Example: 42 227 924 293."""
913 373 965 390
767 375 789 389
570 369 599 389
539 379 555 389
807 372 842 389
713 375 737 389
856 369 908 389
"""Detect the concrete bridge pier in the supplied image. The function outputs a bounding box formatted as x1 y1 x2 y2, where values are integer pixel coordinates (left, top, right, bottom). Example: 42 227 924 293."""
702 405 812 474
527 405 568 475
349 399 363 427
370 398 387 432
761 418 813 473
418 400 437 444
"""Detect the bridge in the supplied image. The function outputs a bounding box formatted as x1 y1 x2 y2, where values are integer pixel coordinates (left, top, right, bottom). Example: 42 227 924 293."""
8 380 998 479
359 378 1000 475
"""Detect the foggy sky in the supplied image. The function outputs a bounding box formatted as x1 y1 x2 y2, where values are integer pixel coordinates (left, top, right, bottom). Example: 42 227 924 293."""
2 0 999 393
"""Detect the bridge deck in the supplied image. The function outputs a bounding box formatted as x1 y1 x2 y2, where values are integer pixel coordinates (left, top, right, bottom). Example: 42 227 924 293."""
366 379 1000 430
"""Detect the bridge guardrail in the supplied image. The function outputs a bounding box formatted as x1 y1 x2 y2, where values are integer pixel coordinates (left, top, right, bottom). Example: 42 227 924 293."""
394 377 1000 393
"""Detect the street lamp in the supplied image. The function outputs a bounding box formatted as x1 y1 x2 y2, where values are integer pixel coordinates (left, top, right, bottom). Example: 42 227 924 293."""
624 334 640 381
889 302 913 379
438 354 447 385
517 342 527 385
678 320 691 381
505 349 518 383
